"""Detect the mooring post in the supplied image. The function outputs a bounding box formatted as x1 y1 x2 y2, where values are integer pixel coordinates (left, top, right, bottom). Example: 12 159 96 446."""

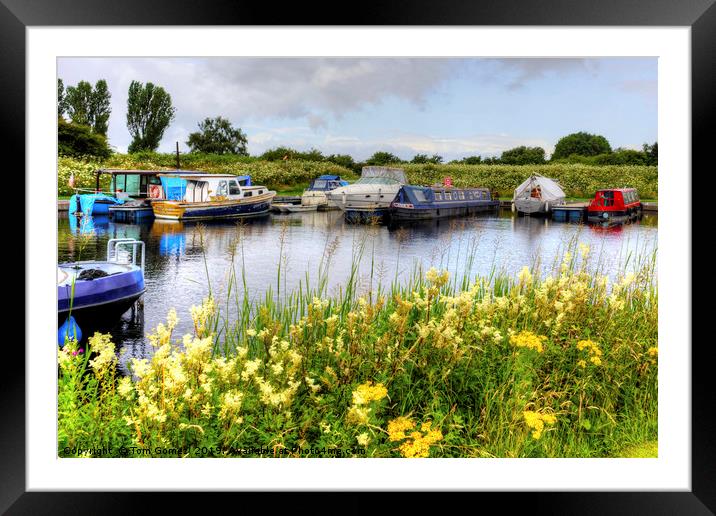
176 141 180 169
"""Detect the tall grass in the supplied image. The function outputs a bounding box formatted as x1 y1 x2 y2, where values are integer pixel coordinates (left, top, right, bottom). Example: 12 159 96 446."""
58 230 657 458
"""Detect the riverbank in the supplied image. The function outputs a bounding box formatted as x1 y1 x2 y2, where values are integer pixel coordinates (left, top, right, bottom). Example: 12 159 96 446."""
58 154 658 199
58 240 657 458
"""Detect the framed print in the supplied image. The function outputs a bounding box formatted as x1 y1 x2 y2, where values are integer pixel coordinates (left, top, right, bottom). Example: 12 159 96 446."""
7 0 710 512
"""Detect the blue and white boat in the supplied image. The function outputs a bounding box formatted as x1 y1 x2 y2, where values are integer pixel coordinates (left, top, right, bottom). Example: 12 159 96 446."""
152 173 274 220
300 174 350 210
390 185 499 222
58 239 146 340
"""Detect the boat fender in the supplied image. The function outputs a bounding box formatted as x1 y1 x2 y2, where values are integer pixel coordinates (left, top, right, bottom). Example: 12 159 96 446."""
511 202 515 213
544 201 550 212
58 316 82 347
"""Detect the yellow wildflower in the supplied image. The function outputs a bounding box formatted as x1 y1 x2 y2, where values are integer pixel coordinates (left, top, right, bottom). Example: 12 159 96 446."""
510 330 548 353
523 410 557 439
351 381 388 406
357 433 370 447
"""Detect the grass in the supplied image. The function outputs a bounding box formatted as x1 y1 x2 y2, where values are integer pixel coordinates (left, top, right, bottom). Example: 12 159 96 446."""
57 224 658 458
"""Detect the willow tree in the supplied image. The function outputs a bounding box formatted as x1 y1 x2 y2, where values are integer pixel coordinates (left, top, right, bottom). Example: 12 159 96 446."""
126 81 176 153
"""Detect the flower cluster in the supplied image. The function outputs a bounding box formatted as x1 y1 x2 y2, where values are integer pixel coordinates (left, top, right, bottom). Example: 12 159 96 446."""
387 418 443 458
509 330 548 353
346 381 388 426
576 339 603 367
523 410 557 439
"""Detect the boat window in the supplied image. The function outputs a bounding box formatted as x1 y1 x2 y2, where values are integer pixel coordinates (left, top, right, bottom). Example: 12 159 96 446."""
244 191 253 197
435 193 442 201
148 176 161 185
229 180 241 195
445 192 452 200
125 174 141 195
217 181 229 196
114 174 126 192
238 179 248 186
313 180 327 189
258 190 264 195
355 177 400 185
413 189 428 202
458 191 465 200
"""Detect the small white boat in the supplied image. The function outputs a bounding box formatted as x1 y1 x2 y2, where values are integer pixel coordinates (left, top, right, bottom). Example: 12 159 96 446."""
284 204 318 213
271 203 295 213
326 166 407 222
300 175 350 210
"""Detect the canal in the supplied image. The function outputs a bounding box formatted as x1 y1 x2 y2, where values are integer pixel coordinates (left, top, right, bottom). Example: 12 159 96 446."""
58 210 657 372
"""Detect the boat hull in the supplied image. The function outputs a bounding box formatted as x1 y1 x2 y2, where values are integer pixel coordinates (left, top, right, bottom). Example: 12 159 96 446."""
152 194 274 220
586 207 642 225
391 201 499 221
58 267 145 328
514 197 565 215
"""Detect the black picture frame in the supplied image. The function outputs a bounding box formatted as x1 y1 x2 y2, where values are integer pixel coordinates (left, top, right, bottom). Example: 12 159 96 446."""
7 0 708 513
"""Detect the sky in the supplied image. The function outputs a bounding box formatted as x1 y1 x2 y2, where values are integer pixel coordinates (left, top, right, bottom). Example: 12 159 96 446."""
57 57 657 161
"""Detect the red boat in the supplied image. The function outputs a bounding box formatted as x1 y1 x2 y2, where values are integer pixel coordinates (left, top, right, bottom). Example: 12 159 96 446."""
587 188 643 224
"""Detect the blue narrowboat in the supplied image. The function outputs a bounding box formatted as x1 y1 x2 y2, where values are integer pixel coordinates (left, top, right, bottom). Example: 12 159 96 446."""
390 185 499 221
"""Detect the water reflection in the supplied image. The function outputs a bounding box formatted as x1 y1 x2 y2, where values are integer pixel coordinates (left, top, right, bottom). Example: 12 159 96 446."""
58 209 658 356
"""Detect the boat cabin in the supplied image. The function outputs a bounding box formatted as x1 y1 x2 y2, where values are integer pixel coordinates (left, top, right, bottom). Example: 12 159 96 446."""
306 175 349 191
95 169 218 200
158 174 267 203
395 185 494 205
588 188 641 212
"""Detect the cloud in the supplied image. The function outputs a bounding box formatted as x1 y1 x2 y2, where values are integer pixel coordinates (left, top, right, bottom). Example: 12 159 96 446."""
482 58 594 89
58 57 461 152
245 129 553 162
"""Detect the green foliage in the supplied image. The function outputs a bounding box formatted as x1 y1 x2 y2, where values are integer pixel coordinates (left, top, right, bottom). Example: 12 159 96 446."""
552 132 612 160
57 78 68 118
259 147 326 162
57 240 657 458
326 154 356 170
58 119 112 160
500 146 546 165
126 81 176 153
64 79 112 135
452 156 482 165
366 151 403 166
186 116 248 155
411 153 444 164
642 142 658 166
400 163 658 198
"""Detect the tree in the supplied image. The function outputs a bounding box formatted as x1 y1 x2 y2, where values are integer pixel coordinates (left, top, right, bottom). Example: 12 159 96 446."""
643 142 658 166
454 156 482 165
366 151 402 166
411 153 443 164
65 80 93 126
186 116 248 155
126 80 176 153
90 79 111 136
57 78 68 118
500 146 546 165
64 79 111 135
551 131 612 161
58 118 112 159
326 154 355 169
260 147 298 161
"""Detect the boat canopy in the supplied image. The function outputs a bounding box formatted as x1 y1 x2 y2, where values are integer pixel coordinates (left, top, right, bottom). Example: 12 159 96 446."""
69 193 124 214
361 166 408 184
513 174 566 201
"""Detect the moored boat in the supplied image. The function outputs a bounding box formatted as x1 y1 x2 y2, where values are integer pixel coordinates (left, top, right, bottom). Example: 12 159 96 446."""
390 184 499 221
512 174 566 215
586 188 642 224
151 173 275 220
325 166 407 222
58 238 146 343
301 175 349 210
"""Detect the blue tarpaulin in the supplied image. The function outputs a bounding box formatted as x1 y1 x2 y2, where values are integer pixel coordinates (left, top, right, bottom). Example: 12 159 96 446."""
69 193 123 215
160 177 188 201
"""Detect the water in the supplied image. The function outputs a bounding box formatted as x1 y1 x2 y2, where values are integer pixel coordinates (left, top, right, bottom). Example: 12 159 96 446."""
58 210 657 371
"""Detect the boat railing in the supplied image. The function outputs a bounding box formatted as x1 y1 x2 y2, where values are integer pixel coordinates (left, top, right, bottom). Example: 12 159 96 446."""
107 238 145 272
